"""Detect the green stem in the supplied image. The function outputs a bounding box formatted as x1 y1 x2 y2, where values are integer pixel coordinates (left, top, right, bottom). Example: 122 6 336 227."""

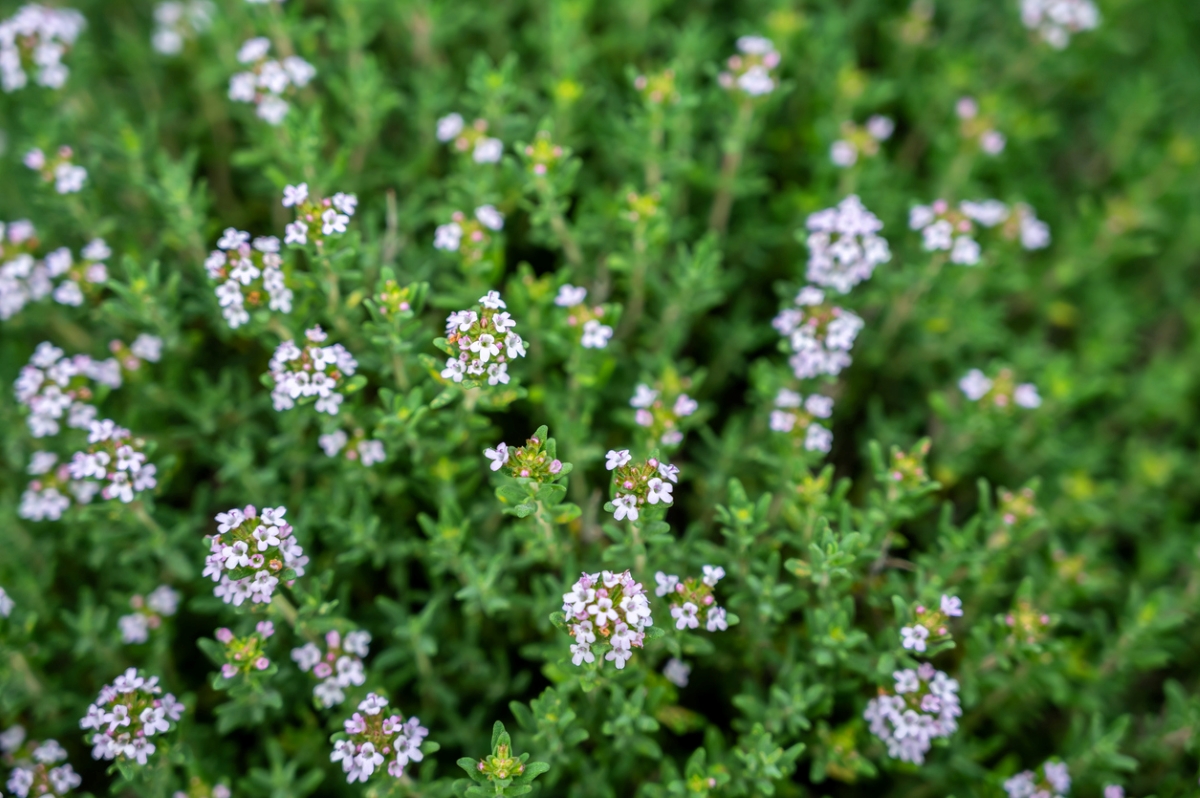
708 101 755 234
538 182 584 267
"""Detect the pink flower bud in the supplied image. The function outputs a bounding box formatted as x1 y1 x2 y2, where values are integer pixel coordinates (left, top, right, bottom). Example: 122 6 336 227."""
549 460 562 474
216 628 234 643
326 630 341 649
254 657 270 671
221 663 237 678
703 595 714 605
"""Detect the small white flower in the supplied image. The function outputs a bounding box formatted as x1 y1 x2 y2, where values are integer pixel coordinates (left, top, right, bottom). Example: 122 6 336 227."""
646 478 673 505
901 624 930 652
580 319 613 348
663 657 690 687
654 572 679 597
473 137 503 163
478 290 506 309
1014 383 1042 408
940 595 963 617
475 204 504 231
555 284 588 307
701 565 725 587
282 183 308 207
611 494 639 521
484 442 509 471
433 223 462 250
959 369 993 401
671 602 699 630
605 449 631 470
436 112 464 141
830 140 858 167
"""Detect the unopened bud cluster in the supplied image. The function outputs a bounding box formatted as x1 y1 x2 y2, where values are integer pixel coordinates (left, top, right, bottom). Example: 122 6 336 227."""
213 620 278 679
773 287 864 380
206 229 292 328
79 669 183 764
119 585 180 644
1004 760 1072 798
633 69 680 106
331 694 429 783
476 743 525 780
629 381 698 447
292 629 371 707
1003 600 1052 646
522 130 566 176
440 290 526 386
804 195 891 294
955 97 1007 156
604 449 677 521
1 232 110 320
718 35 779 97
900 595 962 653
268 326 359 416
228 37 316 125
2 731 82 798
483 434 563 480
959 368 1041 409
435 113 503 163
554 284 613 349
282 183 357 248
151 1 213 55
319 430 386 466
203 505 307 607
561 570 654 669
830 116 894 168
769 388 834 452
0 5 85 92
656 566 729 632
433 205 505 266
23 145 87 194
864 664 961 765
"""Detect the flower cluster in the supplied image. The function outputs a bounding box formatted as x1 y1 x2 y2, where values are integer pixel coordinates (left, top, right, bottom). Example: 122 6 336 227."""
1020 0 1099 49
228 37 316 125
955 96 1006 155
655 566 729 633
318 429 386 466
331 694 429 783
772 287 864 379
119 585 180 644
79 669 183 765
863 664 961 764
830 116 894 167
281 183 357 248
768 388 834 452
206 228 292 328
66 419 157 503
2 733 82 798
292 629 371 707
910 199 1049 266
1004 760 1072 798
483 433 563 480
804 195 891 293
202 504 307 607
554 284 613 349
439 290 526 386
433 205 505 266
435 113 503 163
213 621 275 678
633 68 680 106
629 381 698 446
521 130 566 176
0 4 85 92
151 1 213 55
561 570 653 670
900 595 962 653
108 334 165 371
604 450 677 521
0 237 110 320
717 35 780 97
23 146 87 194
267 326 358 416
15 342 121 437
959 368 1042 409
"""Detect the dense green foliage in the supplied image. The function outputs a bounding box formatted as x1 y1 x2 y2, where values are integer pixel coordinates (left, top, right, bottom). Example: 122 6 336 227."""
2 0 1200 796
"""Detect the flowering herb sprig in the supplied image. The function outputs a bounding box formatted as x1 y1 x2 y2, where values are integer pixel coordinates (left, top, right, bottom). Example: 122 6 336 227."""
1002 600 1054 648
437 290 527 388
633 69 680 106
768 388 834 453
435 113 503 163
66 419 158 504
292 629 371 708
118 585 180 645
23 145 87 194
655 566 734 632
202 504 307 608
559 570 655 670
863 663 961 765
1004 760 1072 798
205 229 292 329
874 438 938 503
830 116 894 168
457 721 550 797
0 5 85 92
899 594 963 654
0 237 110 320
281 183 358 249
717 35 780 97
2 734 82 797
15 342 121 437
911 198 1050 266
554 284 614 350
772 287 864 380
151 0 213 55
108 334 164 372
521 130 567 176
604 449 678 522
318 429 386 466
228 37 316 125
79 668 183 766
1020 0 1099 49
267 326 361 416
959 368 1042 410
629 379 699 447
330 693 435 784
199 621 278 684
19 454 74 520
988 485 1040 548
955 97 1007 156
802 195 891 294
433 206 505 271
